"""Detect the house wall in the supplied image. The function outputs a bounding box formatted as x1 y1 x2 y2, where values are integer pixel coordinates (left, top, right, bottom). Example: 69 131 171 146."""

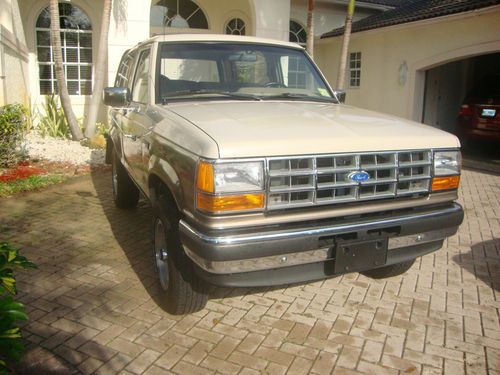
150 0 255 37
315 6 500 122
19 0 105 121
0 0 29 107
290 0 377 37
252 0 290 40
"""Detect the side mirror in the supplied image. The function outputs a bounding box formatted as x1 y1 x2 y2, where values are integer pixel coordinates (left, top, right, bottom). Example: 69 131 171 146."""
103 87 129 107
333 90 346 104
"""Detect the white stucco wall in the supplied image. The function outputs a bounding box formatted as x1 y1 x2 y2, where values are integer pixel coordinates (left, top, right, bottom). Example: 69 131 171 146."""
252 0 290 41
19 0 105 120
0 0 29 106
108 0 150 88
315 6 500 122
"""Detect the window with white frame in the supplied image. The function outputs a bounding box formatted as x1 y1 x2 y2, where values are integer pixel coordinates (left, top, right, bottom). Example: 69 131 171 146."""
150 0 208 29
36 3 92 95
225 18 246 36
287 21 307 88
289 20 307 46
349 52 361 88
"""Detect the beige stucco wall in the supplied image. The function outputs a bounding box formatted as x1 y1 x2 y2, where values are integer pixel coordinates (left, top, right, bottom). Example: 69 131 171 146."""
0 0 29 106
315 6 500 122
290 0 377 37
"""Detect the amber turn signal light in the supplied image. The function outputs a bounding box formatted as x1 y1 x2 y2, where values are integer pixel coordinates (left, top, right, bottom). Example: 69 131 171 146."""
432 176 460 191
196 161 214 193
197 192 264 213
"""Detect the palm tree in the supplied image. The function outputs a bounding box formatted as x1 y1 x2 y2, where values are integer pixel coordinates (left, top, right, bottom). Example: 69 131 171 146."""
49 0 83 140
336 0 356 90
306 0 315 58
84 0 112 139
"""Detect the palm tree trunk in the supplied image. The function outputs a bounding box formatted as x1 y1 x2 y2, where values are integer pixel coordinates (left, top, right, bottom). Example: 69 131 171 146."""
336 0 356 90
306 0 314 58
84 0 112 139
49 0 83 140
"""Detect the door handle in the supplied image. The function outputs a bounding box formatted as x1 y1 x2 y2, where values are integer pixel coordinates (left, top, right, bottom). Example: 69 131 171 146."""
120 107 140 116
123 134 138 141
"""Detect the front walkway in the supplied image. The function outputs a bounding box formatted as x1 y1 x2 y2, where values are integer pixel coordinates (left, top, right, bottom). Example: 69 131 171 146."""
0 169 498 374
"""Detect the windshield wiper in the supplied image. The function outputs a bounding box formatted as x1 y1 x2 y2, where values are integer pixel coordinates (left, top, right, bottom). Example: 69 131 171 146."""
260 93 336 103
162 89 261 103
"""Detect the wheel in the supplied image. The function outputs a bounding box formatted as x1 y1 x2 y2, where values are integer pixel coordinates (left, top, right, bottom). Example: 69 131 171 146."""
361 259 415 279
152 186 208 315
111 151 139 209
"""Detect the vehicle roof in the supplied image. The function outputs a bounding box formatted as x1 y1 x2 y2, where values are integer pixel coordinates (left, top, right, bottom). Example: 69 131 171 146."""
136 33 305 50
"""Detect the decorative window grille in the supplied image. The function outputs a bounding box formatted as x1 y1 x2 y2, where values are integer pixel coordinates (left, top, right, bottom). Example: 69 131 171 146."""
225 18 246 35
151 0 208 29
36 3 92 95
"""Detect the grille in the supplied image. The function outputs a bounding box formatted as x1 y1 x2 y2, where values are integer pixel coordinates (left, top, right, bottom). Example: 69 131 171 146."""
267 150 432 210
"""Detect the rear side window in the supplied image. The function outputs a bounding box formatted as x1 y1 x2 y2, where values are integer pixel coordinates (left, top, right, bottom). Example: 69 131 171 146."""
115 52 135 88
131 49 151 103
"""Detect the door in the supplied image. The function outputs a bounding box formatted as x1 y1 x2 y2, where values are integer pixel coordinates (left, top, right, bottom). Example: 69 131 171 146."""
123 47 153 192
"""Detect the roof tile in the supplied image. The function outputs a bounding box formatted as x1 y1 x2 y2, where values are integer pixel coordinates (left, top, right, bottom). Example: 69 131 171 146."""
321 0 500 38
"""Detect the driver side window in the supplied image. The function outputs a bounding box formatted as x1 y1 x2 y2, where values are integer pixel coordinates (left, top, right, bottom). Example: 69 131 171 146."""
131 49 151 103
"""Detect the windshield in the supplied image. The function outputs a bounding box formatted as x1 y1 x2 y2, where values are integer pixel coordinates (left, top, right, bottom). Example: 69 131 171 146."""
156 42 336 103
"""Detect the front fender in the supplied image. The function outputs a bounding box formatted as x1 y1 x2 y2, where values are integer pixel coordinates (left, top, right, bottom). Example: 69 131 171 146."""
148 139 198 214
107 123 123 161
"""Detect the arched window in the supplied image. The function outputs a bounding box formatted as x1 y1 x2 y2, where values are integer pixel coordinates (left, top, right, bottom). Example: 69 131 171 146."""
151 0 208 29
225 18 246 36
36 4 92 95
289 20 306 46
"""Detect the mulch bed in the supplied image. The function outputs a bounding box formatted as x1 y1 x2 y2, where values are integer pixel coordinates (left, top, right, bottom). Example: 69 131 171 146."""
0 160 105 183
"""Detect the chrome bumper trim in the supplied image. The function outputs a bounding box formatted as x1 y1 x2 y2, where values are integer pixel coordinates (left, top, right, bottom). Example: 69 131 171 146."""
388 227 456 250
179 204 462 246
184 246 331 274
183 226 453 274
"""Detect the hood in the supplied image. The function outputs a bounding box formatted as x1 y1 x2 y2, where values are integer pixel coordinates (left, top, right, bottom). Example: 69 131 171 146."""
166 101 459 158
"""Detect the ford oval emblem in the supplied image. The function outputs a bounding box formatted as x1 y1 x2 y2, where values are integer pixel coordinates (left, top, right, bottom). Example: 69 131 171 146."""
348 171 370 182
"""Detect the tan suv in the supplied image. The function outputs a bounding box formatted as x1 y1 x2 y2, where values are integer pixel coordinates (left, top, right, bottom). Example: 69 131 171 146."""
104 34 463 314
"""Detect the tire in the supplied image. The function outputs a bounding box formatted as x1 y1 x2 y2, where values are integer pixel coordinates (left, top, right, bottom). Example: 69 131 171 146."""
111 151 139 209
361 259 415 279
152 185 208 315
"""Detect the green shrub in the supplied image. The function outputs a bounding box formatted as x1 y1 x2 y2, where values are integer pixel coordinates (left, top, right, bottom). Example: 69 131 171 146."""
37 94 70 139
0 243 36 374
0 104 27 168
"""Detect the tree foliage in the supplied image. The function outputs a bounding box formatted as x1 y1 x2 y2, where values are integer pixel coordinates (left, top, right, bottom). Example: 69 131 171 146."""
0 243 36 374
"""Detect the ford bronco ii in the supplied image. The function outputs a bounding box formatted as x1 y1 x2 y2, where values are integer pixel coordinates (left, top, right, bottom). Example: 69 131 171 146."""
104 34 464 314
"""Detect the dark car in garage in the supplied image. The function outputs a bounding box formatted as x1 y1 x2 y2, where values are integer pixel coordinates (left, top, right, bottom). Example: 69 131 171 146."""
457 75 500 144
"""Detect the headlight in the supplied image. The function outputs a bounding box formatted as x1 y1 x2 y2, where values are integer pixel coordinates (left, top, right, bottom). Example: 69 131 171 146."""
433 151 461 176
432 150 461 191
213 162 263 193
196 160 265 213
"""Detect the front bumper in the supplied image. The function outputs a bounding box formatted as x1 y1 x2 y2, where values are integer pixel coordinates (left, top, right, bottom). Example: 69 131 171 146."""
179 203 463 287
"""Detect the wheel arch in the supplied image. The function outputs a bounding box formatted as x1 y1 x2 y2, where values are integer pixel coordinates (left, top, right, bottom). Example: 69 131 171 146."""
148 170 182 215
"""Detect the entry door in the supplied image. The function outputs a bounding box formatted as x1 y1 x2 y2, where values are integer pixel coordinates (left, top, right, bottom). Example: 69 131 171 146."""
122 48 152 192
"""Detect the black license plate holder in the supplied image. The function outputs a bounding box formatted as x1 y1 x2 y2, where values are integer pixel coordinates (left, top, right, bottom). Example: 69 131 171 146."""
334 238 388 274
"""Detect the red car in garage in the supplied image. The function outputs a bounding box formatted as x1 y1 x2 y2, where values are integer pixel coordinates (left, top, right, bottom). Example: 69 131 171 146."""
457 76 500 144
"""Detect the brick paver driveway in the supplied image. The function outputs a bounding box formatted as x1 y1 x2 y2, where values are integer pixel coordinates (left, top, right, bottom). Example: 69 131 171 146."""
0 168 498 374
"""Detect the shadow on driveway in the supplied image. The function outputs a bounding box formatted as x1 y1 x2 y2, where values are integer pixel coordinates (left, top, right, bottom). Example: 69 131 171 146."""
89 168 275 313
452 238 500 291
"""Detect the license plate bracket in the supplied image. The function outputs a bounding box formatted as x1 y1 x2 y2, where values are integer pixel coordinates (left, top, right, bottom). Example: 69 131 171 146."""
334 238 388 274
